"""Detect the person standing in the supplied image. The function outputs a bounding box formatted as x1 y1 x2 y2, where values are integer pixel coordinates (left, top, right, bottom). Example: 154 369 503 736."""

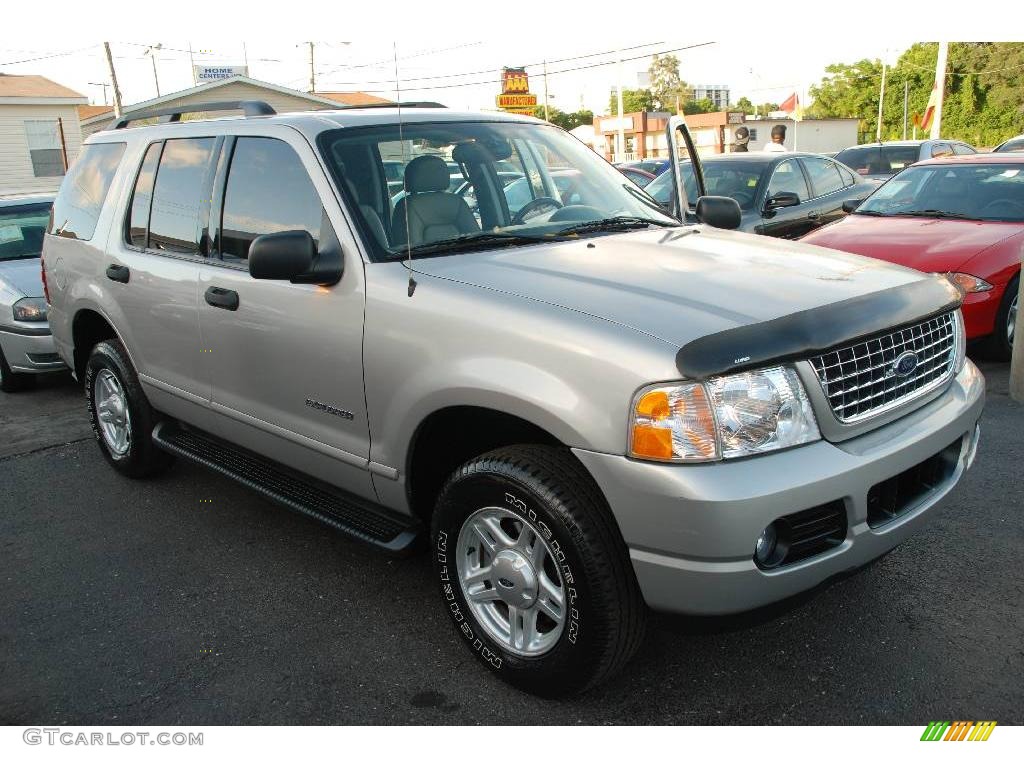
732 125 750 152
763 124 788 152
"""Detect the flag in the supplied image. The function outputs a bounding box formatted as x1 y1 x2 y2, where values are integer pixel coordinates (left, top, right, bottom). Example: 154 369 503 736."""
915 83 939 131
780 92 803 121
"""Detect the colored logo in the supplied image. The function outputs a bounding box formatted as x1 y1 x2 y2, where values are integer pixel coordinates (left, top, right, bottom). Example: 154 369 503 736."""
920 721 997 741
892 351 920 378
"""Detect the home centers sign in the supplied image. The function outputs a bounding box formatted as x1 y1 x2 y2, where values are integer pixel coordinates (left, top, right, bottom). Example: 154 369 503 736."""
496 67 538 114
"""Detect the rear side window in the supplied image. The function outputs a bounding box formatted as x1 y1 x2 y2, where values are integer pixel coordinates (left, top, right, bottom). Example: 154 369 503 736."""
220 137 323 262
49 142 126 241
148 137 216 255
766 158 809 202
802 157 844 197
127 142 162 248
953 143 976 155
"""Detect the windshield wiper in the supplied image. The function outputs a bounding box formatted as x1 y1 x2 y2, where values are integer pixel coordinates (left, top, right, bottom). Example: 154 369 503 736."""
554 216 668 237
399 231 559 258
852 209 887 216
897 209 976 220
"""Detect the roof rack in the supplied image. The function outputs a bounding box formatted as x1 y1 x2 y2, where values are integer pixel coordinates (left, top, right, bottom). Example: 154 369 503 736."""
325 101 447 110
109 100 276 130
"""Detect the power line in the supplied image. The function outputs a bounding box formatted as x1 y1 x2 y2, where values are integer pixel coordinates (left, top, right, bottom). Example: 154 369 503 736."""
0 44 98 67
318 41 714 93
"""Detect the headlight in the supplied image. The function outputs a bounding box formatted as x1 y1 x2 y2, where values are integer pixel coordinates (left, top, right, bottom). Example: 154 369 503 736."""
946 272 993 294
12 296 48 322
629 366 820 462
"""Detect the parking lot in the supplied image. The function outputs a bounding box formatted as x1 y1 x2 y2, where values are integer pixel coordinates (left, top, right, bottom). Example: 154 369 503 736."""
1 354 1021 725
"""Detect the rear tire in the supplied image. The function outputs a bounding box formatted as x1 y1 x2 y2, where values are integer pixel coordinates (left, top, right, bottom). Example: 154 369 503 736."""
0 344 34 393
85 339 171 478
984 273 1019 361
431 445 646 696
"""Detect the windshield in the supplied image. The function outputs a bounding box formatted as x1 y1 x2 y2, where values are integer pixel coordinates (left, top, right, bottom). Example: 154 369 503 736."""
995 137 1024 153
317 120 675 260
857 163 1024 221
0 202 51 261
834 145 919 177
646 160 762 211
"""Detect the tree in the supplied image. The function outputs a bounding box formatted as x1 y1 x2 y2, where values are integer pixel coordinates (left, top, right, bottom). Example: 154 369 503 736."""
648 53 689 112
682 98 716 115
532 106 594 131
731 96 755 113
607 88 655 114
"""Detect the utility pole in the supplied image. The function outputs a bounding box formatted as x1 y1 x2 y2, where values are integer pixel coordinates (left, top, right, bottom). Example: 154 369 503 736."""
876 61 887 142
103 42 123 118
931 41 949 140
1011 271 1024 402
89 81 110 105
305 42 316 93
903 79 909 140
188 42 197 86
616 50 625 162
243 42 249 76
543 59 549 122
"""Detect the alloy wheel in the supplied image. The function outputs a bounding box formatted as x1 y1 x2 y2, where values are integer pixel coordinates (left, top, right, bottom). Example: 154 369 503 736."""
94 368 131 456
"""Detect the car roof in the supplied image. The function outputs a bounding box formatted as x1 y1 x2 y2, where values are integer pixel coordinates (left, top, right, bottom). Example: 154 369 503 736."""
838 139 973 152
0 194 54 208
86 106 542 143
915 152 1024 166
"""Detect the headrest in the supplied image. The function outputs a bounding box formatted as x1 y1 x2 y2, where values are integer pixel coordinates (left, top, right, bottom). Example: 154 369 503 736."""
404 155 450 193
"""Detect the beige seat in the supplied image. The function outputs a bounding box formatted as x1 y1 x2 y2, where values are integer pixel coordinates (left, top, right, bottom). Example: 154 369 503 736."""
392 155 479 247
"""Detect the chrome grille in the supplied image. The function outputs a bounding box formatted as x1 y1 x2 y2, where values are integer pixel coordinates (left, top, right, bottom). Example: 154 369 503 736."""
809 311 957 423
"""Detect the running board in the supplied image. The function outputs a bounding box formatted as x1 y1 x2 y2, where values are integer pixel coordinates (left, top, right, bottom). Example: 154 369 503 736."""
152 422 419 552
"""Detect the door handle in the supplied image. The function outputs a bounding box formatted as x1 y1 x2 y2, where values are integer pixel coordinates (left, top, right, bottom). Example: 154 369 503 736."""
205 286 239 311
105 264 130 283
807 210 821 220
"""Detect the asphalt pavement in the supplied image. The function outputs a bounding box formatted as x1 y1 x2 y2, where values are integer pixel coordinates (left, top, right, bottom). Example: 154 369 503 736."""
1 357 1021 725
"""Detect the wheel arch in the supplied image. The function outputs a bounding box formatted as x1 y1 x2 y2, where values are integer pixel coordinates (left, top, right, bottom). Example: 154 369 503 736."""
71 307 125 381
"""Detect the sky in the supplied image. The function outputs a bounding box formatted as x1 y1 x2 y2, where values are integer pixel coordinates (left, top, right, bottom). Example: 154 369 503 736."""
1 0 1010 116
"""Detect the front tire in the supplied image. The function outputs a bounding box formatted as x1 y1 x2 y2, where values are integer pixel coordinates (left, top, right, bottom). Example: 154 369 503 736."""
85 339 171 478
985 273 1019 361
431 445 646 696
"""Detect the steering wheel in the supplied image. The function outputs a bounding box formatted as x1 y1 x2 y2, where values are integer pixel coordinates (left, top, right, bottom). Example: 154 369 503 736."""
513 196 562 224
980 198 1024 218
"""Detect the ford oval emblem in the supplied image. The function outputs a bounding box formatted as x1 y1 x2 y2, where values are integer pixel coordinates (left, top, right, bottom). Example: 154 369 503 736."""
892 351 920 378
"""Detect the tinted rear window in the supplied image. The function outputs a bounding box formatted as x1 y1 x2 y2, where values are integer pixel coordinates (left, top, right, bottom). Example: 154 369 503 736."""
834 145 920 176
148 138 216 255
49 142 126 241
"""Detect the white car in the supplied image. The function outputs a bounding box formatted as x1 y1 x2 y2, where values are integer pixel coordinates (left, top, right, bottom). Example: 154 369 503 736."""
0 195 67 392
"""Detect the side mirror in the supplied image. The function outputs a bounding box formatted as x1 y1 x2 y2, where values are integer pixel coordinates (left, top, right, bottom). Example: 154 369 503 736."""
248 228 342 286
766 191 801 210
695 195 742 230
842 198 865 213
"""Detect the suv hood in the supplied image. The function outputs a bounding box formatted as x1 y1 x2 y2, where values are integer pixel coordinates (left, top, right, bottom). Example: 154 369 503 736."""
413 227 926 347
0 257 43 298
802 215 1024 273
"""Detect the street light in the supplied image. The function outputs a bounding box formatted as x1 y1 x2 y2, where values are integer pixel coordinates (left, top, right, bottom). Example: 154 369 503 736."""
143 44 163 97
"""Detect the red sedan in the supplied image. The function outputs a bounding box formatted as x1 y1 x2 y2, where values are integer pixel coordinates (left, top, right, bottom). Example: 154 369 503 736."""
802 154 1022 358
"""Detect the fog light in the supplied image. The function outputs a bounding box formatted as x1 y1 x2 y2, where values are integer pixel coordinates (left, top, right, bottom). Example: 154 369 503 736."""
755 524 778 564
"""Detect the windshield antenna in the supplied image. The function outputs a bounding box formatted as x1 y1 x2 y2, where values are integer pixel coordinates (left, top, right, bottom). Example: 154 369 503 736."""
393 41 416 297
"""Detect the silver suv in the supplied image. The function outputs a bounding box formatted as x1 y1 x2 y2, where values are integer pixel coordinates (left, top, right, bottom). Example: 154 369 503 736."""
43 101 984 696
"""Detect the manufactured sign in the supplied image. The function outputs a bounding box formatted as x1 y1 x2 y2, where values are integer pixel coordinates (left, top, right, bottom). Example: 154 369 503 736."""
496 67 537 114
193 65 249 82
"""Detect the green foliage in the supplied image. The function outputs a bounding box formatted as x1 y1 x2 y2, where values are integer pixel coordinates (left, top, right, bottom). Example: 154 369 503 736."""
608 88 656 114
808 43 1024 147
732 96 755 113
649 54 690 112
531 106 595 131
682 98 716 115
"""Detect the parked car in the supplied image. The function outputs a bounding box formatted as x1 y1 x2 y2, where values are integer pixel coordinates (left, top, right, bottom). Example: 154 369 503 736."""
834 140 976 183
645 152 875 239
615 158 671 176
802 153 1022 359
0 194 67 392
992 134 1024 153
43 101 983 696
616 166 656 187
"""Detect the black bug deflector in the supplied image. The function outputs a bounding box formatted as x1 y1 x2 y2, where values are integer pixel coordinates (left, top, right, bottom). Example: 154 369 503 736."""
675 275 962 380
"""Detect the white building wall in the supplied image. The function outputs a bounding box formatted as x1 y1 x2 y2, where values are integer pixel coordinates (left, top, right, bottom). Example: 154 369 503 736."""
0 104 83 196
742 119 859 154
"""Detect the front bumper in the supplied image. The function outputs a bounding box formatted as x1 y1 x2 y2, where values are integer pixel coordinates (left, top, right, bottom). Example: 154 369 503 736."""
574 359 985 615
0 326 66 374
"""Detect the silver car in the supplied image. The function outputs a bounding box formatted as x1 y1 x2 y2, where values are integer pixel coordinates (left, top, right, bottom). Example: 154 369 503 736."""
43 102 984 696
0 195 67 391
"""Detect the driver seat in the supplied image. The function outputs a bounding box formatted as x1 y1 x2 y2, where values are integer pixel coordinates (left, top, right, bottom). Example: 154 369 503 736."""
392 155 479 247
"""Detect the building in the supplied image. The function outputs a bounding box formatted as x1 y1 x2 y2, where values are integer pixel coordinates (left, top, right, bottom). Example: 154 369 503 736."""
79 75 392 137
691 85 730 110
0 74 87 197
593 111 672 162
